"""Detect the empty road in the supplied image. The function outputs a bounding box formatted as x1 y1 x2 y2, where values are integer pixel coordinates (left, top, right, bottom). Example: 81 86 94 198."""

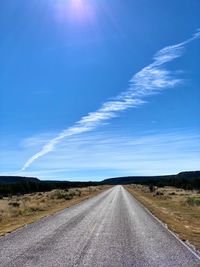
0 186 200 267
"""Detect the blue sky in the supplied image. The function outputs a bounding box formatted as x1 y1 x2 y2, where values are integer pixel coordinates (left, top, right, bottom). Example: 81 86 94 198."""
0 0 200 180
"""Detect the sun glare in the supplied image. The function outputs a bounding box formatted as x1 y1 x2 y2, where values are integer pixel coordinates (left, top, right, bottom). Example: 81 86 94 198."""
70 0 84 9
55 0 96 24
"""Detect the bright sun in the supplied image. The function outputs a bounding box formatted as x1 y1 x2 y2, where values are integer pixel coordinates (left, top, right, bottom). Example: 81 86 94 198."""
55 0 95 24
69 0 95 22
71 0 84 8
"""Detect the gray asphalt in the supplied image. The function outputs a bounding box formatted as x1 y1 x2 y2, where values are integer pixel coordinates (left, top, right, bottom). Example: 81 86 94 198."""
0 186 200 267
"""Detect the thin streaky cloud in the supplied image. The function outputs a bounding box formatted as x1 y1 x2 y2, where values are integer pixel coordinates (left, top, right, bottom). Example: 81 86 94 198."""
11 130 200 179
21 29 200 171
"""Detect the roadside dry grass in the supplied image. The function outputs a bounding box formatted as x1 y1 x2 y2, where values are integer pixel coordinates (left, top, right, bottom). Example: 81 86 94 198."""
0 186 109 236
125 184 200 251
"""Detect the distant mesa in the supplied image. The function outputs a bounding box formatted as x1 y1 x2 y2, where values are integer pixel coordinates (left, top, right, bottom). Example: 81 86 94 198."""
101 171 200 185
0 171 199 196
0 176 40 184
0 171 200 185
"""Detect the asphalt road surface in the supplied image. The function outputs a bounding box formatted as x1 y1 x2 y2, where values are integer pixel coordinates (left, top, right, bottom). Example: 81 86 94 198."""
0 186 200 267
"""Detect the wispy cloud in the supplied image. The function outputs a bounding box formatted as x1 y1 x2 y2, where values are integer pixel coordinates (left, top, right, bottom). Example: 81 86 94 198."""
21 29 200 171
7 130 199 179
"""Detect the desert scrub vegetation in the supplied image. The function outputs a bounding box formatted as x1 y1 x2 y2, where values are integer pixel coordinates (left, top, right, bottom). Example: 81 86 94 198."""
186 196 200 206
0 186 108 235
126 184 200 251
0 179 101 197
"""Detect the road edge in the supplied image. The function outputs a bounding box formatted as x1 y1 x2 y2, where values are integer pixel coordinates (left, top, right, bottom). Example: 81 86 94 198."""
0 186 112 237
124 186 200 261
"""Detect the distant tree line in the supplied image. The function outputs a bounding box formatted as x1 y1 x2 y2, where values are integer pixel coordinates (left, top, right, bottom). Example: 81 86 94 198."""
135 177 200 190
0 171 199 196
0 180 100 197
102 171 200 190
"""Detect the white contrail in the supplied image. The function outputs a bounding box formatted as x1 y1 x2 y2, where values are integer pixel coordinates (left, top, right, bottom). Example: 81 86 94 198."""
21 29 200 171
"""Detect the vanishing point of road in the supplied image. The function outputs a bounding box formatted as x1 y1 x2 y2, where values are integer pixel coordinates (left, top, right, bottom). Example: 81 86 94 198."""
0 186 200 267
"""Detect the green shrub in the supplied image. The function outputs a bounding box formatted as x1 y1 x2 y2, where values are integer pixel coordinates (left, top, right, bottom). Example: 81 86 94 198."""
64 195 72 200
149 185 156 192
186 197 200 206
156 191 164 196
21 206 41 216
51 190 74 200
8 202 20 208
76 190 81 197
55 191 66 199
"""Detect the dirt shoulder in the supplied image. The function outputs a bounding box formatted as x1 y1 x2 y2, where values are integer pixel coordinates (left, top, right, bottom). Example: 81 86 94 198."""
125 184 200 251
0 185 110 236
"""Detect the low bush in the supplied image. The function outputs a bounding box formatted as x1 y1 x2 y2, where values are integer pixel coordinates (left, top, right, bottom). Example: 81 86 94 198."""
156 191 164 196
76 190 81 197
186 197 200 206
50 190 75 200
21 206 42 216
8 202 20 208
